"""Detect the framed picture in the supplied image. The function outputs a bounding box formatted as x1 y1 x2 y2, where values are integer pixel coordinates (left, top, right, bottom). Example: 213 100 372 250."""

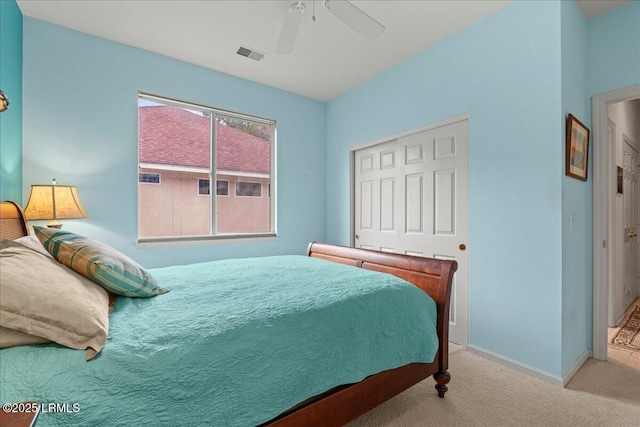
617 166 623 194
566 114 590 181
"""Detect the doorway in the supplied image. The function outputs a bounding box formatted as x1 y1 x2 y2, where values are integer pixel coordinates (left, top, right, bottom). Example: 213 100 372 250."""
351 116 469 345
592 84 640 361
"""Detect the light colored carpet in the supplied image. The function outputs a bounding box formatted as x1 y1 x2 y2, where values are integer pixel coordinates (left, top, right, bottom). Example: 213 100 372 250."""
347 344 640 426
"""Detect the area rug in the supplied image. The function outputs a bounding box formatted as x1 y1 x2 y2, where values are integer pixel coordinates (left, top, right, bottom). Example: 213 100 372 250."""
613 306 640 351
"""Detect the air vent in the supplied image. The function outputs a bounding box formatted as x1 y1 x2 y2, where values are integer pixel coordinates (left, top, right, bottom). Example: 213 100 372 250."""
236 46 265 62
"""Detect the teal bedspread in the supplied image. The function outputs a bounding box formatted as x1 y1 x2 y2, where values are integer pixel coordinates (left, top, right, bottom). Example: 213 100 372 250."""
0 255 438 426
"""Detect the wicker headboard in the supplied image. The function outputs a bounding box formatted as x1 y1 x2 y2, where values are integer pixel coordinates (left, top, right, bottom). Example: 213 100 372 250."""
0 201 30 240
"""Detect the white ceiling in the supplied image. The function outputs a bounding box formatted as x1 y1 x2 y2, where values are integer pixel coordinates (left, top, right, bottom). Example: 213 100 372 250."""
17 1 630 102
575 0 631 19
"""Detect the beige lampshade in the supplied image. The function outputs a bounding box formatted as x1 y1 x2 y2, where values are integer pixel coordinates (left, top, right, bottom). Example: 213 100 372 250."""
24 184 89 228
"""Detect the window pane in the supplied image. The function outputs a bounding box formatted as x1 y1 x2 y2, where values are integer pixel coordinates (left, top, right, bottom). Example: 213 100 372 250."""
199 179 210 195
216 180 229 196
138 99 211 238
216 114 271 234
139 173 160 184
138 94 275 241
236 182 262 197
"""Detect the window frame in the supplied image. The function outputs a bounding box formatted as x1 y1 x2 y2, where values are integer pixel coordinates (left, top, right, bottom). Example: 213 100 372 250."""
137 91 277 245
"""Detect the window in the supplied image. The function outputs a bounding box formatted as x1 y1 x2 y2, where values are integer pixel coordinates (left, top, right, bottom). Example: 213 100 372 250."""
199 179 228 196
139 173 160 184
216 180 229 196
198 179 210 195
236 182 261 197
138 93 275 242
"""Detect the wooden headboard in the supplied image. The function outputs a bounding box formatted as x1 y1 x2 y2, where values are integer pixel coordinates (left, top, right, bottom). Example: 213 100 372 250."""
0 201 29 240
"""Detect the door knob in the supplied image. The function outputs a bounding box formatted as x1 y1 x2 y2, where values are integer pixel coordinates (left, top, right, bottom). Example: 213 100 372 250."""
355 234 360 240
459 244 467 251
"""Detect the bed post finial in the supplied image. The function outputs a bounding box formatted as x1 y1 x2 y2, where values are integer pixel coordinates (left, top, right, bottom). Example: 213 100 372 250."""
306 241 316 256
434 371 450 398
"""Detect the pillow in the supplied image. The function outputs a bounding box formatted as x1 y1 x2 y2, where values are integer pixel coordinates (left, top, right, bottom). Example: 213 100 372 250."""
0 326 52 348
33 226 168 298
0 240 110 359
12 236 119 313
14 234 53 258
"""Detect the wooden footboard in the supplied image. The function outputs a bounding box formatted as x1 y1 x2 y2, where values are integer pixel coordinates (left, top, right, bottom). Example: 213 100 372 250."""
264 242 457 427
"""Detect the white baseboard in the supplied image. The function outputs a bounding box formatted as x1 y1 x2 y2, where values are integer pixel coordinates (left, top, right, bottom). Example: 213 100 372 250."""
465 345 592 388
466 345 564 387
562 348 592 386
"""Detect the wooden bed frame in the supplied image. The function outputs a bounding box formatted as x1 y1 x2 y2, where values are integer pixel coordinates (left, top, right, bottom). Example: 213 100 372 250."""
0 200 29 240
264 242 458 426
1 201 458 427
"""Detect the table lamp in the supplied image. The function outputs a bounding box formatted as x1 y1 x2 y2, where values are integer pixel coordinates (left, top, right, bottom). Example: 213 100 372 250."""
24 179 89 228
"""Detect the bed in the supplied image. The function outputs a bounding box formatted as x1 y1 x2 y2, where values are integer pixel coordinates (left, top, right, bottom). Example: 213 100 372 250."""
0 200 457 426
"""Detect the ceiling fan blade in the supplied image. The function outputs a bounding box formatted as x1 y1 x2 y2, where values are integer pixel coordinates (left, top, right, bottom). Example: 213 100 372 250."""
323 0 384 42
275 2 306 54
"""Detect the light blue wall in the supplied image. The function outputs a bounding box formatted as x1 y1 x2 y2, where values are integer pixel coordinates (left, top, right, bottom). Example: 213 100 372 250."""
17 0 639 381
326 1 564 376
560 0 591 376
587 1 640 97
22 18 326 268
0 0 23 202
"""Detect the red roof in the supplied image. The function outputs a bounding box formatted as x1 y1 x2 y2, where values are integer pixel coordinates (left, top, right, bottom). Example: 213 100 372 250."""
139 106 270 174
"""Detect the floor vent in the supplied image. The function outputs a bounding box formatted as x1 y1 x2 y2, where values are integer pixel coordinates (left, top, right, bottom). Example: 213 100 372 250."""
237 46 264 62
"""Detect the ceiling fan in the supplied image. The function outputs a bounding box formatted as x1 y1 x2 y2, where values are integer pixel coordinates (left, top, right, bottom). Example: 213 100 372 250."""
275 0 385 54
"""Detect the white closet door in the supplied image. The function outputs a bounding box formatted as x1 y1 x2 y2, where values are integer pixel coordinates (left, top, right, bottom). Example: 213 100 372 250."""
354 119 469 345
355 140 399 253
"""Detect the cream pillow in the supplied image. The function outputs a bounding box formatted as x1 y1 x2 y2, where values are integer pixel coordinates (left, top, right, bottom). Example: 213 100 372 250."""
14 234 52 258
0 326 51 348
0 240 110 359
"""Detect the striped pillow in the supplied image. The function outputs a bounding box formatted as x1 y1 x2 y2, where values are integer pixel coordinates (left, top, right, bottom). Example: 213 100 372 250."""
33 226 168 298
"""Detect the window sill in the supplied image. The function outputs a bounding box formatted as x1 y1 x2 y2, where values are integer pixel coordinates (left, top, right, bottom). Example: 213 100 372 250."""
135 233 277 249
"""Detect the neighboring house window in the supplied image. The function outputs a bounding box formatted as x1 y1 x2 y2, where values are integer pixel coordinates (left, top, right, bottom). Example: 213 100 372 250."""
137 93 275 242
198 179 210 195
139 173 160 184
236 182 261 197
216 180 229 196
198 179 229 196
